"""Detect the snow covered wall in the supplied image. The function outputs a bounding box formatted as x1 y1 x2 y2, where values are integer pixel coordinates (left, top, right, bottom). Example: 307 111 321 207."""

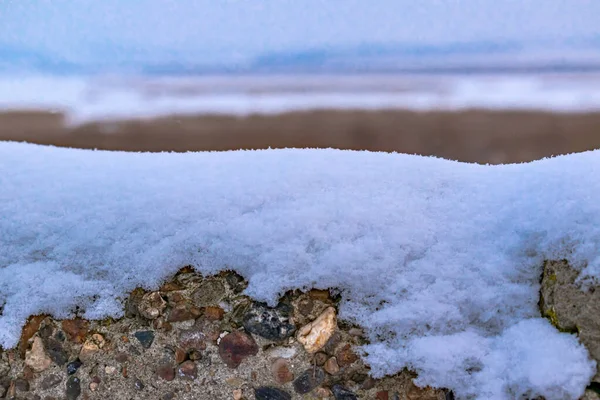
1 142 600 399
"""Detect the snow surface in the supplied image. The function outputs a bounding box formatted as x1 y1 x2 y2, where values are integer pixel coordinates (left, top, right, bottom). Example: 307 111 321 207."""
1 74 600 124
1 142 600 399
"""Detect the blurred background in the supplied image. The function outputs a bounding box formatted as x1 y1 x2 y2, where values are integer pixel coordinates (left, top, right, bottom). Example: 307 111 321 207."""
1 0 600 164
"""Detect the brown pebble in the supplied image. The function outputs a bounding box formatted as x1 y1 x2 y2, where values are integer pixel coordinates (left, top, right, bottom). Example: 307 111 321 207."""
361 377 377 390
323 331 342 354
178 329 207 352
233 389 243 400
271 358 294 384
308 289 332 303
314 352 328 366
175 347 187 364
177 361 198 380
22 366 34 380
61 319 89 344
168 305 200 322
297 297 314 316
315 387 333 398
204 306 225 321
155 364 176 381
160 282 184 292
376 391 390 400
335 344 359 367
138 292 167 320
121 335 129 343
189 350 202 361
115 353 129 363
324 357 340 375
218 331 259 368
89 382 99 392
18 315 47 358
122 366 128 378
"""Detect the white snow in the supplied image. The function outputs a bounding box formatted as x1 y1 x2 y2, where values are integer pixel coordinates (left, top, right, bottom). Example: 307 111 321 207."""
1 74 600 125
1 142 600 399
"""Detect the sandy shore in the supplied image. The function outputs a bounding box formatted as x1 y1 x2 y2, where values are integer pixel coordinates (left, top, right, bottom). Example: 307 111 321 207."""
1 109 600 164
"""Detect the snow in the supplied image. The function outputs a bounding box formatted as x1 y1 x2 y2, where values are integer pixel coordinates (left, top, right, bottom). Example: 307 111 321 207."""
1 74 600 124
1 142 600 399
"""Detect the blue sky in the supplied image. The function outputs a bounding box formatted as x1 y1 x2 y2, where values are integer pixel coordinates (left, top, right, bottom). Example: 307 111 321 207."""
1 0 599 64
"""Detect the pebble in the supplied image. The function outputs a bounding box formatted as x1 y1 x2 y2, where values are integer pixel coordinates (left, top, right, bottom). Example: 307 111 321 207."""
18 315 46 358
271 358 294 384
242 301 296 341
292 367 325 394
104 365 117 374
314 352 328 366
40 374 62 390
115 352 129 363
44 337 68 366
178 328 207 352
25 337 52 372
297 307 337 353
14 378 29 392
134 330 155 349
254 386 292 400
175 347 187 364
192 279 226 306
61 319 89 344
218 331 259 368
134 379 145 390
376 391 390 400
335 344 358 367
66 376 81 400
331 385 358 400
155 363 176 381
323 331 342 354
79 334 105 362
233 388 244 400
361 377 377 390
296 297 314 316
162 391 176 400
315 387 334 398
138 292 167 320
177 360 198 380
89 382 99 392
324 356 340 375
22 366 34 380
308 289 333 302
168 305 202 322
225 271 247 294
67 359 83 375
204 306 225 321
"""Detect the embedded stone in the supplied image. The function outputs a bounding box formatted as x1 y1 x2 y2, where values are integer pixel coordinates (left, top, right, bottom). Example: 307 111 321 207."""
335 344 359 367
67 359 83 375
138 292 167 320
218 331 258 368
134 331 155 349
155 363 176 381
66 376 81 400
293 367 325 394
324 356 340 375
242 301 296 341
61 319 89 344
40 374 62 390
177 361 198 380
331 384 358 400
297 307 337 353
255 386 292 400
204 306 225 321
44 337 68 366
25 337 52 372
271 358 294 384
192 279 226 306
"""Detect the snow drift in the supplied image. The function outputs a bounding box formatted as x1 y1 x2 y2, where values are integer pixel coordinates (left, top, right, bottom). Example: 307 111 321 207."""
1 142 599 399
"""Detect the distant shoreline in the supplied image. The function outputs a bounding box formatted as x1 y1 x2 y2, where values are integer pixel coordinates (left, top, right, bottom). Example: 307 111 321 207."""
2 108 600 164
